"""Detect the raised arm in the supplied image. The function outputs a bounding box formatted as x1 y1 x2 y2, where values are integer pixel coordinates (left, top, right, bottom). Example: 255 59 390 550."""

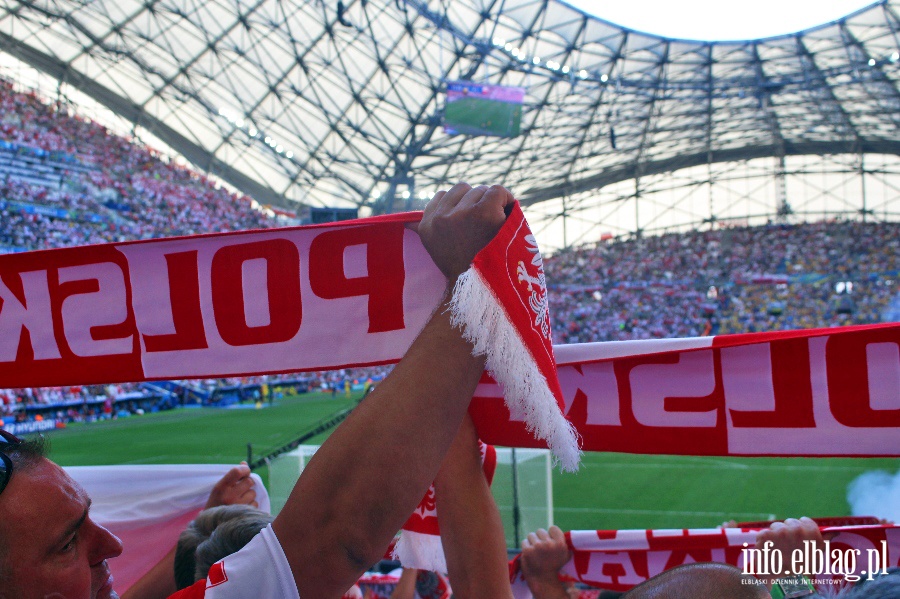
273 183 514 599
434 413 513 599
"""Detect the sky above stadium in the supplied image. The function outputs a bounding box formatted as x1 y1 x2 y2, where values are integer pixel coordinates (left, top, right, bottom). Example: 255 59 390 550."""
565 0 879 41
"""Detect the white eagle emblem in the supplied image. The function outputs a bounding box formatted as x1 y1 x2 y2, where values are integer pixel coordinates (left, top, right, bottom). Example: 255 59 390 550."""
516 234 551 339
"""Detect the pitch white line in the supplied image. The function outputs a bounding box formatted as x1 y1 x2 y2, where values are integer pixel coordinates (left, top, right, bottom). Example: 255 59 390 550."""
120 455 173 465
577 461 877 472
554 507 774 517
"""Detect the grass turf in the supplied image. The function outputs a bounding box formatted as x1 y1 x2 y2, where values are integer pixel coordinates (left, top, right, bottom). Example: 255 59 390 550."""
42 392 900 535
553 452 900 531
46 392 359 467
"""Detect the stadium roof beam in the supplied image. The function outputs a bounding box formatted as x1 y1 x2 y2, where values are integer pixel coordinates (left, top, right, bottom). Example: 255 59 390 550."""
795 36 862 153
474 0 567 191
838 21 900 128
751 42 788 160
67 0 161 66
143 0 269 105
244 0 392 199
285 1 401 202
291 1 415 207
704 44 714 166
557 27 625 204
517 139 900 206
0 31 292 210
370 0 503 214
634 42 671 176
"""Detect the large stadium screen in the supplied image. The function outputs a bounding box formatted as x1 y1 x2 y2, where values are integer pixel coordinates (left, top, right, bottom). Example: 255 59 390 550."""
443 81 525 138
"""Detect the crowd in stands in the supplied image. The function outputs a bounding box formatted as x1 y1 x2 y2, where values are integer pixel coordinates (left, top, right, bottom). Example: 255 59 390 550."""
0 366 392 426
0 77 274 254
545 219 900 343
0 79 380 424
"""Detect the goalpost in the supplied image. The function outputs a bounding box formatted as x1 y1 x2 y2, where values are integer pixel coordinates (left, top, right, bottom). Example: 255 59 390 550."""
267 445 553 549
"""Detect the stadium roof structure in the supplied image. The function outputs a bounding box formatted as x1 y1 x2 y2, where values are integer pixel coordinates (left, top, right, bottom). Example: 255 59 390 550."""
1 0 899 247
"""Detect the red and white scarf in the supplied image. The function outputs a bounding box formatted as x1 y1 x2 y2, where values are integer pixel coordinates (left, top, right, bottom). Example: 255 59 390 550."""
510 522 900 595
474 321 900 457
1 209 899 458
393 442 497 573
448 202 579 471
0 205 578 464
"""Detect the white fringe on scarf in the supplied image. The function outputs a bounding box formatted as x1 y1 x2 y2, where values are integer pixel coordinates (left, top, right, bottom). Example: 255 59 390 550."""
392 529 448 574
449 268 581 472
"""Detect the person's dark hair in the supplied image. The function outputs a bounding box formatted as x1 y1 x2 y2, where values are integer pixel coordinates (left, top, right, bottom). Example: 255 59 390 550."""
3 434 49 473
174 504 273 589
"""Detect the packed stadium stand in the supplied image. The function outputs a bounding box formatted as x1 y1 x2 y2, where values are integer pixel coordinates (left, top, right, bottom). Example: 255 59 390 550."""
0 81 385 425
547 220 900 342
0 78 274 255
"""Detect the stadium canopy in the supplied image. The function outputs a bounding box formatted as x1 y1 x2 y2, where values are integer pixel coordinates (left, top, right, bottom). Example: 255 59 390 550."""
0 0 899 248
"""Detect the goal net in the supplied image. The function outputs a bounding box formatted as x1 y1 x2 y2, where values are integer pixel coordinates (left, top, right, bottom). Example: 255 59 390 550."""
267 445 553 549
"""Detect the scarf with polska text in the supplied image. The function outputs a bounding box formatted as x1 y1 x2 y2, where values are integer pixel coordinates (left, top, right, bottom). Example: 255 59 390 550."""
509 521 900 596
0 202 579 468
2 204 900 459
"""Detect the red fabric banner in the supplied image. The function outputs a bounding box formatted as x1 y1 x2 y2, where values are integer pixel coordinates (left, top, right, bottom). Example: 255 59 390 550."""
509 524 900 595
2 213 900 457
449 202 579 469
0 212 438 386
472 322 900 457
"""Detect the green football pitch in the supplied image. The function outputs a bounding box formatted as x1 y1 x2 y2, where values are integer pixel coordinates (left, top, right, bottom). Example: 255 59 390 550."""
43 391 899 534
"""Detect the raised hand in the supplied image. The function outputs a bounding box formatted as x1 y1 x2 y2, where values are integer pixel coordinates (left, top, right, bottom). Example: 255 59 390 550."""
416 183 514 281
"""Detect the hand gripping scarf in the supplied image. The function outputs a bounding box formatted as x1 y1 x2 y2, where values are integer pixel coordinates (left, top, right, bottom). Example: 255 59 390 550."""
447 202 580 471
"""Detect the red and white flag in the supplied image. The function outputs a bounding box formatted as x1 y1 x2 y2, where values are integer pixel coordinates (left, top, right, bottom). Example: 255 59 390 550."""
66 465 269 592
393 442 497 572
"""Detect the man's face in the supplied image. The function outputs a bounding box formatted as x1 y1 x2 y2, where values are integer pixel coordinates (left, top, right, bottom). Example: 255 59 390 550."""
0 458 123 599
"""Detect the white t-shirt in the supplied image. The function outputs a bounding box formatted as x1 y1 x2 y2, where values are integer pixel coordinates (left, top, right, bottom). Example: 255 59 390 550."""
202 524 299 599
170 525 364 599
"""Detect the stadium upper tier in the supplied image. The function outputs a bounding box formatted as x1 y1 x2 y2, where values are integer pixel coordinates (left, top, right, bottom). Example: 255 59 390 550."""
0 0 898 226
0 78 274 250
